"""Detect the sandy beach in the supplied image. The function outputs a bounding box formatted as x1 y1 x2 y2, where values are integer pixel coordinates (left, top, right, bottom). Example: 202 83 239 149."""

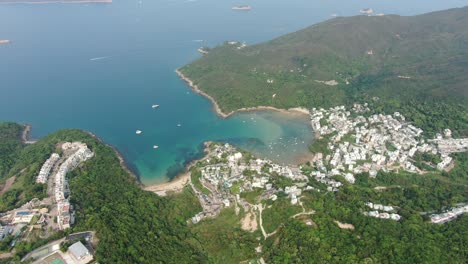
175 69 311 119
144 142 213 196
143 172 191 196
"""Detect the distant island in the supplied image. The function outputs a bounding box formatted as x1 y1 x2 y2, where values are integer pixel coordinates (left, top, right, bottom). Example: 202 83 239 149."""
0 0 111 3
179 6 468 137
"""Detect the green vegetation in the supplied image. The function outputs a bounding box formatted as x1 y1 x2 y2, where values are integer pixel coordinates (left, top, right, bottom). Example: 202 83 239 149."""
262 197 302 233
0 127 207 262
47 130 207 263
191 208 258 263
230 181 241 194
308 134 332 155
0 124 266 263
270 174 295 190
340 133 355 144
263 164 468 263
0 122 24 179
365 99 468 137
181 7 468 136
413 151 442 171
1 117 466 263
240 188 264 204
385 142 397 152
0 124 47 211
191 168 211 195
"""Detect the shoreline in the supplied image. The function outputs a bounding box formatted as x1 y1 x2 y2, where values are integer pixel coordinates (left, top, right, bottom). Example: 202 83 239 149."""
21 124 31 143
143 171 190 196
175 69 311 119
18 124 140 184
143 142 212 196
85 131 141 183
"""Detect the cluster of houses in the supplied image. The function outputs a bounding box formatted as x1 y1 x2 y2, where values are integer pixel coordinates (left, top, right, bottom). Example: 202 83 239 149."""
431 130 468 170
36 153 60 184
0 142 95 259
363 202 401 221
430 204 468 224
55 143 94 202
188 102 468 224
308 104 467 190
190 143 311 223
54 142 94 230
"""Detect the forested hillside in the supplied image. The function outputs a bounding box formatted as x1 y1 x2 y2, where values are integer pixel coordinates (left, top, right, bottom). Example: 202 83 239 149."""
0 123 467 263
180 6 468 136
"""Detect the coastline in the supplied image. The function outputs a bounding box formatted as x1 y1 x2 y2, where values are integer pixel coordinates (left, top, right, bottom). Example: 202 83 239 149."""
85 131 141 183
144 142 212 196
143 171 190 196
175 69 311 119
21 124 31 143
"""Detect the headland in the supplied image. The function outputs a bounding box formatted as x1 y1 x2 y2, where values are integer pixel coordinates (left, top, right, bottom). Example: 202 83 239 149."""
176 69 311 119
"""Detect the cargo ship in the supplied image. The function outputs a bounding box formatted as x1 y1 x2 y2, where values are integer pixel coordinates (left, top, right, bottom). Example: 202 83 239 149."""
232 5 251 11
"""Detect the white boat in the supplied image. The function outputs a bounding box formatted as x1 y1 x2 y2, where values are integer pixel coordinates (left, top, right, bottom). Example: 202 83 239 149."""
136 130 142 135
360 8 374 15
152 104 160 109
177 124 182 127
153 145 159 149
232 5 251 11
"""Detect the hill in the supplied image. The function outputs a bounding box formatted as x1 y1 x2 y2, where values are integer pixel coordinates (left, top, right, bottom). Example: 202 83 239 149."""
179 7 468 136
0 123 467 263
0 124 207 263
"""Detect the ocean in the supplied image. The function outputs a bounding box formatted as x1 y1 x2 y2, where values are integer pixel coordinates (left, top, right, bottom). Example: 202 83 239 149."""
0 0 465 184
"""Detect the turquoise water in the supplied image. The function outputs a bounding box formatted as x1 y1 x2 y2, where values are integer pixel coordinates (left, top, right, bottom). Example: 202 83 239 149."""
0 0 465 184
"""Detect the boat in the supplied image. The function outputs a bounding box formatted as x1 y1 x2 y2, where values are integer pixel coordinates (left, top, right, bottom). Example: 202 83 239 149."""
152 104 159 109
360 8 374 15
153 145 159 149
232 5 251 11
136 130 142 135
177 124 182 127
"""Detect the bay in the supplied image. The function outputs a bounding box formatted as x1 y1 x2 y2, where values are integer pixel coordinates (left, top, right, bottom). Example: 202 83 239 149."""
0 0 464 184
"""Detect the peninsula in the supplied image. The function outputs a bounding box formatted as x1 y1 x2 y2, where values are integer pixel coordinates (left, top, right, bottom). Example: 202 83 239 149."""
179 6 468 137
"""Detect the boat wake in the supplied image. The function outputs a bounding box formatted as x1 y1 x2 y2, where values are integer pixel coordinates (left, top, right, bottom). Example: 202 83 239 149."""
90 56 110 61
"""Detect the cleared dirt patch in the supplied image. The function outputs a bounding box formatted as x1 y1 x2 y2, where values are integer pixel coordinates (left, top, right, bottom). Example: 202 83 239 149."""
0 176 16 195
241 212 258 232
334 220 355 230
